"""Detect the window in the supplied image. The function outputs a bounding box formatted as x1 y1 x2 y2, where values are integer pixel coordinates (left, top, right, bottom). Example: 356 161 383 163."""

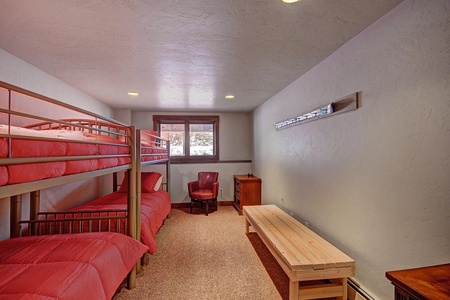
153 115 219 163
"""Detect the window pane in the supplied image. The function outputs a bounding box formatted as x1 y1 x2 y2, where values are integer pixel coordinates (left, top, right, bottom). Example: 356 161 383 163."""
189 124 213 156
153 115 219 162
161 123 185 156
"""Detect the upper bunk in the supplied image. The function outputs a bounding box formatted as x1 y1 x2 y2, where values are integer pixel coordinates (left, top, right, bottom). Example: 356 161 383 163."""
0 81 170 199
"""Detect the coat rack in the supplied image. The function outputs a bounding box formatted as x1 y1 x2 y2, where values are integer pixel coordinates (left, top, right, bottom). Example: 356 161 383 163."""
274 92 361 130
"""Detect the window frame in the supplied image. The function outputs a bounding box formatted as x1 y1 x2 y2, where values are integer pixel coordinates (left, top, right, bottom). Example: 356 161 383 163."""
153 115 220 163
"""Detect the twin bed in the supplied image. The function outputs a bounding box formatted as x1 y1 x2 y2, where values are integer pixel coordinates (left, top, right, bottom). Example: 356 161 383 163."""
0 232 148 300
0 81 171 299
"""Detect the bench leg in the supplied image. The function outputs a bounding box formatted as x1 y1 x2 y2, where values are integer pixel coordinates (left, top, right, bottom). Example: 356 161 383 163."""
334 278 347 300
289 280 299 300
245 218 250 234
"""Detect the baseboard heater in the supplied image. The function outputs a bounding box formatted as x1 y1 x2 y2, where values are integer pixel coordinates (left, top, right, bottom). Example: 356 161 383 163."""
348 278 375 300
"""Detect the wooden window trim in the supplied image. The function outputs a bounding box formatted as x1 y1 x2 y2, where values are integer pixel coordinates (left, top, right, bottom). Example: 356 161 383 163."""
153 115 219 163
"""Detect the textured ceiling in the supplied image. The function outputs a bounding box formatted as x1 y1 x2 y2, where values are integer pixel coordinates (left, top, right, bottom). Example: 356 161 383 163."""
0 0 403 112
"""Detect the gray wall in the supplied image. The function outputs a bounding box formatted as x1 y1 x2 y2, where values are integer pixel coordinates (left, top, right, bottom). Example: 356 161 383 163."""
252 1 450 298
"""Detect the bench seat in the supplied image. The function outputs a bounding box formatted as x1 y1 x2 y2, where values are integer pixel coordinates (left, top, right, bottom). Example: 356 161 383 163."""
244 204 355 300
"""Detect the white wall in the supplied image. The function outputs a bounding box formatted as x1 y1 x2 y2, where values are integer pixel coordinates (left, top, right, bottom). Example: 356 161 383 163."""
131 111 253 203
0 50 115 240
253 1 450 299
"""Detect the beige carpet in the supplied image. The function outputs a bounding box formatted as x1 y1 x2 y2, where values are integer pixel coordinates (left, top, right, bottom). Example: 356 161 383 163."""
114 206 283 300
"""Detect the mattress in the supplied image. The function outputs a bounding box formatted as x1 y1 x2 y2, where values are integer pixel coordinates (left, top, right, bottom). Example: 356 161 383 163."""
0 125 130 185
0 125 168 186
69 190 171 254
0 232 148 300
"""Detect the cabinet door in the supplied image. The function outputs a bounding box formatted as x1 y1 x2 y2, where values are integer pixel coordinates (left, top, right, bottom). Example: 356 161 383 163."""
240 180 261 206
395 287 416 300
234 178 241 205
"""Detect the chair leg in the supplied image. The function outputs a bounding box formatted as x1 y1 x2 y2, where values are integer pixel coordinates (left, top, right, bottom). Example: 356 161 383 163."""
191 199 215 216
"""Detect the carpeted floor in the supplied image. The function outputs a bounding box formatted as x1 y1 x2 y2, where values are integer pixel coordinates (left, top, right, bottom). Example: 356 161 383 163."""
114 206 285 300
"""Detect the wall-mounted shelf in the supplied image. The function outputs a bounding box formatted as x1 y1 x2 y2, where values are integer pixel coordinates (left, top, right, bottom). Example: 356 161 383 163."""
274 92 361 130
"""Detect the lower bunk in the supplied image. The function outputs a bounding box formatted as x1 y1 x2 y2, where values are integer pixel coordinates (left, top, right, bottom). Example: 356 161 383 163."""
23 172 171 255
69 189 171 254
0 232 148 300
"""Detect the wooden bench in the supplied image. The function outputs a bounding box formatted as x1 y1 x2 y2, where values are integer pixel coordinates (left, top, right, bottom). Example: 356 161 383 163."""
244 205 355 300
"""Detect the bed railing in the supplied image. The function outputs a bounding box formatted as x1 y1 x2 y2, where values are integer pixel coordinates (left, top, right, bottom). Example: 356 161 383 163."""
136 128 171 200
140 131 170 162
25 118 130 141
19 209 128 237
0 81 135 196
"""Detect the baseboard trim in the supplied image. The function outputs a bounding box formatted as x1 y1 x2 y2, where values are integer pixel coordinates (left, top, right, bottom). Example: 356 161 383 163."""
348 278 375 300
171 201 234 209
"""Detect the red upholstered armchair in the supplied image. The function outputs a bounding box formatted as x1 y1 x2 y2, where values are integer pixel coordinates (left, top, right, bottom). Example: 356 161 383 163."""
188 172 219 216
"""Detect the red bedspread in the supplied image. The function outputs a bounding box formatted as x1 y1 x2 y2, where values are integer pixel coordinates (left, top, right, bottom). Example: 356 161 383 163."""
69 190 171 254
0 232 148 300
0 126 131 185
0 126 169 186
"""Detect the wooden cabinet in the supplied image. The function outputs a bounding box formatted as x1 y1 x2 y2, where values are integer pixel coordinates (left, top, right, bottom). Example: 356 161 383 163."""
386 264 450 300
233 175 261 214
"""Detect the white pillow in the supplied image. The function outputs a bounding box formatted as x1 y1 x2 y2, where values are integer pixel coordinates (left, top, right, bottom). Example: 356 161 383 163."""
154 176 163 191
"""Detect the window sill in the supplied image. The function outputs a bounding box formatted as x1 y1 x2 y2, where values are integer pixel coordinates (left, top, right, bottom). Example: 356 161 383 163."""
170 159 252 164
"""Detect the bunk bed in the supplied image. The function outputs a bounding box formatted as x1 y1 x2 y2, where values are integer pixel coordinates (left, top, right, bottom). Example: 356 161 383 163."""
131 129 171 254
14 129 171 255
0 81 170 298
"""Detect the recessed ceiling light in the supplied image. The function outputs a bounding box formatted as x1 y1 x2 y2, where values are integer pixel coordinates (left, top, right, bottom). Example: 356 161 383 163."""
128 92 139 96
225 95 235 99
282 0 299 3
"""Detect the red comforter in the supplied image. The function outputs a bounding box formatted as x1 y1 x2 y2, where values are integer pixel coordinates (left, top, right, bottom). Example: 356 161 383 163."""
69 190 171 254
0 126 131 186
0 232 148 300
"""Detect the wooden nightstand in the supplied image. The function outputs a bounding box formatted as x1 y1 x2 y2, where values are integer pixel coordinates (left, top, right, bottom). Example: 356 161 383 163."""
386 264 450 300
233 174 261 214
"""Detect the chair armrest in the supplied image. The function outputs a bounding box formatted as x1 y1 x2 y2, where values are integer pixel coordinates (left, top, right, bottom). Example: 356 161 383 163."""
211 181 219 198
188 181 200 193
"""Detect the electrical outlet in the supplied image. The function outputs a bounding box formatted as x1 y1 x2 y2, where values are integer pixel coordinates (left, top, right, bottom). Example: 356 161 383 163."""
220 188 223 193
